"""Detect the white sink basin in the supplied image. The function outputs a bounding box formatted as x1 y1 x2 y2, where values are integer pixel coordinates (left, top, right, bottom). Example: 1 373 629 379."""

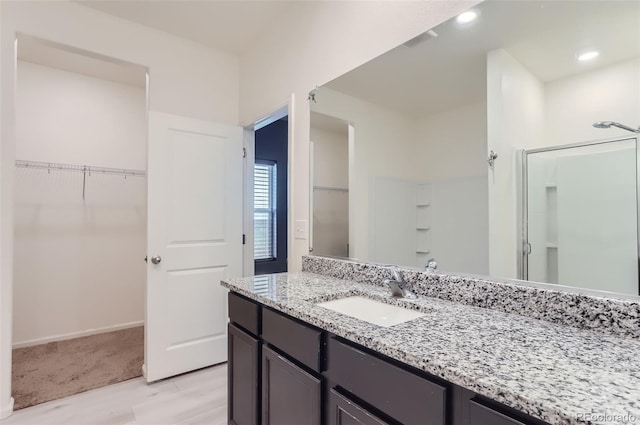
316 296 426 327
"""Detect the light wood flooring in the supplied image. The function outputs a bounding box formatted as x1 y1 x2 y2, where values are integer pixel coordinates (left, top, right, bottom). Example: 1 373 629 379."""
0 363 227 425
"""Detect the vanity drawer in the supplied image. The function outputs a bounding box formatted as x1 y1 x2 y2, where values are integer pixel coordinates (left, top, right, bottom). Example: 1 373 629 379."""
328 337 446 425
468 400 527 425
228 292 260 336
262 308 323 372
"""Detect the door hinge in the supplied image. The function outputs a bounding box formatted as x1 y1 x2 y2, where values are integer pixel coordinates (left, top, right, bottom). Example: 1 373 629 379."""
242 234 246 245
242 147 247 158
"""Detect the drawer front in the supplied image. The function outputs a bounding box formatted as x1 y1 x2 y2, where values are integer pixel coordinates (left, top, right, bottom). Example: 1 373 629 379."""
469 400 527 425
262 308 323 372
328 337 446 425
329 389 390 425
228 292 260 336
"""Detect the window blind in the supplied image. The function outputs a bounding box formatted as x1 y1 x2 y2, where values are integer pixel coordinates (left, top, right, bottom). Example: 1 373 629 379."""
254 162 277 260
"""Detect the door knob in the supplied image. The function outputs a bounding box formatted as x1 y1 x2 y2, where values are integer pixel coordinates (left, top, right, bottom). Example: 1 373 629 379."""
151 256 162 265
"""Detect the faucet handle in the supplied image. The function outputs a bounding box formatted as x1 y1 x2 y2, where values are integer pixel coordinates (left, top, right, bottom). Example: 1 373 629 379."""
388 265 404 282
426 258 437 271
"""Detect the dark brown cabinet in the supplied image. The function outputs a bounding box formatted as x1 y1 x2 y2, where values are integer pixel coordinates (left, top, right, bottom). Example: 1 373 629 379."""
262 308 323 372
228 323 260 425
468 400 531 425
329 390 390 425
328 337 446 425
226 291 550 425
262 345 322 425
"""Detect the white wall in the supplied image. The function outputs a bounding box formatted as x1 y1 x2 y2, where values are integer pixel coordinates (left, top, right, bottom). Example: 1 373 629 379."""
310 126 348 190
415 102 488 182
1 1 240 416
545 58 640 146
239 0 479 272
487 49 545 280
413 102 489 274
312 87 419 260
310 125 349 258
13 61 146 346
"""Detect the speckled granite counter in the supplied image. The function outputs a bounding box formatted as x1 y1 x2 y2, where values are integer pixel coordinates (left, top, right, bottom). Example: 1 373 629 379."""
221 272 640 425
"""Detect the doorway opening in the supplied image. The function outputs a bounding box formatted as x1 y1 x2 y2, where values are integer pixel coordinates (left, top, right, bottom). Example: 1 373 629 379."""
11 36 148 409
309 112 350 258
253 116 289 275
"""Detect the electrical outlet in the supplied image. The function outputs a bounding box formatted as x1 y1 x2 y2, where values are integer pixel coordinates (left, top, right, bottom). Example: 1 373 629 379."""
295 220 308 240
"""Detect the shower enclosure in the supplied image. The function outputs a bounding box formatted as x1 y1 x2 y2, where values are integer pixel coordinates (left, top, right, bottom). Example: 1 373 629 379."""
520 136 640 296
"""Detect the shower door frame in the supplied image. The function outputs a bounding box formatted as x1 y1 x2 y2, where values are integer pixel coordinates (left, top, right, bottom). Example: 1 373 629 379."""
518 135 640 294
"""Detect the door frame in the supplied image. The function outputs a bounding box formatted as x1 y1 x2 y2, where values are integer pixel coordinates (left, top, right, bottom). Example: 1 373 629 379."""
0 34 150 418
242 101 292 277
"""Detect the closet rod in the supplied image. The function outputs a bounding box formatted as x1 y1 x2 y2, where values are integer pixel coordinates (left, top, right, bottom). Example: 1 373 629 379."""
15 160 146 177
313 185 348 192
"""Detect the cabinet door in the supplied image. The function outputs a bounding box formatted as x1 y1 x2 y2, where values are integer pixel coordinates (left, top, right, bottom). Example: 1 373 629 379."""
228 323 260 425
262 345 321 425
329 390 390 425
469 400 527 425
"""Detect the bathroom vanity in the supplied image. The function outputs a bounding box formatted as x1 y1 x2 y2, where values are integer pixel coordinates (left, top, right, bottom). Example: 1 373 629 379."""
221 257 640 425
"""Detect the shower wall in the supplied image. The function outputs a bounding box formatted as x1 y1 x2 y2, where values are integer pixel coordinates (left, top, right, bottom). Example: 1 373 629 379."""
313 88 489 272
526 141 638 295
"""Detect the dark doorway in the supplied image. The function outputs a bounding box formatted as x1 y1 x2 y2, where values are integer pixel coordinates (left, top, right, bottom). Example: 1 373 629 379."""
254 118 288 274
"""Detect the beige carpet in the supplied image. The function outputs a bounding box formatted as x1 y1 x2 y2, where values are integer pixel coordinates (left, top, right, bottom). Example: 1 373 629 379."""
12 326 144 410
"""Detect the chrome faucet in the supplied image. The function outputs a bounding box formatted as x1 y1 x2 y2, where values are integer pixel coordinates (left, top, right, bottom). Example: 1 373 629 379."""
384 266 417 299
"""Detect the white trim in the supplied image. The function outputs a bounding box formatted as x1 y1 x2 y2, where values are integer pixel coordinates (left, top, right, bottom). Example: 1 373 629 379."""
243 128 255 277
244 99 293 275
309 140 315 253
253 105 288 131
0 397 14 420
287 95 297 267
12 321 144 349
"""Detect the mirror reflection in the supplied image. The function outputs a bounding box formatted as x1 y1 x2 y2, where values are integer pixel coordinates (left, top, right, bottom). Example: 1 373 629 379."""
310 0 640 296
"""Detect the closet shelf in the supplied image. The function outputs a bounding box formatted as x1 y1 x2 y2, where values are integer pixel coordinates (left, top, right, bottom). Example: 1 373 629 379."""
15 160 146 177
16 159 146 200
313 185 348 193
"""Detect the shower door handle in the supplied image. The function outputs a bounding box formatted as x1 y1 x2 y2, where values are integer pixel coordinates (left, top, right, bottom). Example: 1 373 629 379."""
151 256 162 265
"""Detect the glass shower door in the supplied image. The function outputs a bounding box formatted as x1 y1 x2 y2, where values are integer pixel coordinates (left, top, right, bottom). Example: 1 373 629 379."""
524 137 639 295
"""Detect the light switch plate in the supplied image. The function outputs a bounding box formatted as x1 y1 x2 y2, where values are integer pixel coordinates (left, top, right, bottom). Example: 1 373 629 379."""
295 220 308 240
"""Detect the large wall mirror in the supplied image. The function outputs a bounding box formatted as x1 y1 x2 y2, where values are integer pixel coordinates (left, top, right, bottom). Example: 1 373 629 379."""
309 0 640 297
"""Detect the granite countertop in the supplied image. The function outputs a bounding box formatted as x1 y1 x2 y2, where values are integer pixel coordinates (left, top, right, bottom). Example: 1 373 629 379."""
221 272 640 425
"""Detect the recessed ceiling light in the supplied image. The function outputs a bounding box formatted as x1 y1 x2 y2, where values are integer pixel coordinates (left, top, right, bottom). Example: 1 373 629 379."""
577 50 600 62
456 10 478 24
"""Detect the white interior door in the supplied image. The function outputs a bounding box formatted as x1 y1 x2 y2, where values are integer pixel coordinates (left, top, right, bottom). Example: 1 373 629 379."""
146 111 242 382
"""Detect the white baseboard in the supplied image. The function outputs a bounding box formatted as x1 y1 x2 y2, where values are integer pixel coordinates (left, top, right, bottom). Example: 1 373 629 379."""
0 397 14 419
12 321 144 349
